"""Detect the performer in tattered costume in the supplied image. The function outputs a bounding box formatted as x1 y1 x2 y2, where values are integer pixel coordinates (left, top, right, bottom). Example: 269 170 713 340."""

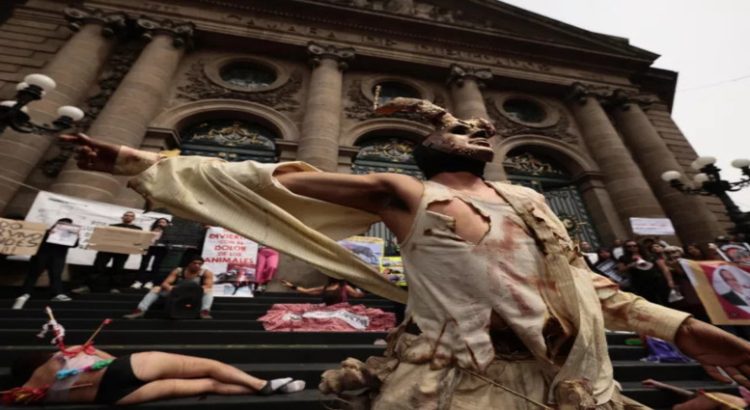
63 98 750 409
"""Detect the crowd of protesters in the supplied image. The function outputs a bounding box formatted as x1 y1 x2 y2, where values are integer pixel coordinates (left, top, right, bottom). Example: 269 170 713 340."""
582 234 750 322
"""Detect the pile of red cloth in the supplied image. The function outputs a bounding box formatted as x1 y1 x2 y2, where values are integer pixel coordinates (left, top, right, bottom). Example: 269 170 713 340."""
259 302 396 332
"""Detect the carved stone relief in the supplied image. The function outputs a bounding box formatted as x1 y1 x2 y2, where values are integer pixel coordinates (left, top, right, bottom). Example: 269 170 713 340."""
176 61 303 112
486 97 577 143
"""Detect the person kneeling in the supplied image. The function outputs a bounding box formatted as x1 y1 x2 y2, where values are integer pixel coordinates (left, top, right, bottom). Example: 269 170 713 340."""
125 257 214 320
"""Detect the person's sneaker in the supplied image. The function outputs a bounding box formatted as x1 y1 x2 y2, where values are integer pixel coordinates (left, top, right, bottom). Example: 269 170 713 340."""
71 286 90 294
109 288 121 294
12 294 30 310
51 294 72 302
143 282 154 290
123 309 145 319
199 310 213 319
130 281 143 289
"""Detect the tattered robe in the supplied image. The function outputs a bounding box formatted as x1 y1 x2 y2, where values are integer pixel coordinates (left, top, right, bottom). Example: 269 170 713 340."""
128 157 690 408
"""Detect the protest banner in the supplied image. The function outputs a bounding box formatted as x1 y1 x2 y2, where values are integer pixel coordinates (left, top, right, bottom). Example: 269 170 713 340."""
88 226 157 254
382 256 407 287
24 191 171 268
629 217 676 236
201 226 259 297
338 236 384 270
679 259 750 325
0 218 46 256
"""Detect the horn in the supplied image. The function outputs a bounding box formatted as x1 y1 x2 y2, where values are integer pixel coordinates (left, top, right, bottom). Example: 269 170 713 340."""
374 97 457 128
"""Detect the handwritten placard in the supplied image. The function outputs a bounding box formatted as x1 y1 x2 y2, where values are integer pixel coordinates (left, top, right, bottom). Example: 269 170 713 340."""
87 226 156 255
0 218 46 256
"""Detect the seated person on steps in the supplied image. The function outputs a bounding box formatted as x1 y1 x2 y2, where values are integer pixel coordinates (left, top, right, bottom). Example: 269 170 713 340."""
124 256 214 320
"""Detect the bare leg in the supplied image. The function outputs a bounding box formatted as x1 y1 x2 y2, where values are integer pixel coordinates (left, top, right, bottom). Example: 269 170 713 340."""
116 378 254 405
130 352 266 390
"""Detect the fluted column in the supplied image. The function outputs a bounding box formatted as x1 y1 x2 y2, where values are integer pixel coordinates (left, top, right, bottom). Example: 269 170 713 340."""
50 17 193 203
446 64 505 180
611 94 722 243
567 83 667 232
0 6 124 213
296 42 353 171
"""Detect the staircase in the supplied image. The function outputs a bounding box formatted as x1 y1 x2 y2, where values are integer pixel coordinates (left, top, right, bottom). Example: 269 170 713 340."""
0 289 737 409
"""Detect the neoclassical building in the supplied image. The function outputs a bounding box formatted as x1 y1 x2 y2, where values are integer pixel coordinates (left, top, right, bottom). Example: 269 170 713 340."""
0 0 731 251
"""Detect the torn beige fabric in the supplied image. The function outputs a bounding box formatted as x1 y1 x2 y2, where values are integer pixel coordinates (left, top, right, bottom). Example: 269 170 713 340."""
129 156 690 407
128 156 406 303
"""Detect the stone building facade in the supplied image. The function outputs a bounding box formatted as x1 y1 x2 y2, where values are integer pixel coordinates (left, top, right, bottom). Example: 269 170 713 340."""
0 0 732 255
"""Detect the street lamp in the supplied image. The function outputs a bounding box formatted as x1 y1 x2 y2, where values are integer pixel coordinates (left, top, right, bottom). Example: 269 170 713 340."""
0 73 84 135
661 156 750 236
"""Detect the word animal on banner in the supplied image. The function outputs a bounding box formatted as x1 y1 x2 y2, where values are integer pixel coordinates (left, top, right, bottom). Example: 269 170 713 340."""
201 226 259 297
0 218 46 256
680 259 750 325
25 191 171 267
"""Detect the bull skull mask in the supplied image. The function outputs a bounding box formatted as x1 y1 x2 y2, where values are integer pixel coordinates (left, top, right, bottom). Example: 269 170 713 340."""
375 97 496 163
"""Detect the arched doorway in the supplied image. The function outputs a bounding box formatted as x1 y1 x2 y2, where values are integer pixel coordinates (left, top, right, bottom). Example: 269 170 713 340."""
352 134 423 254
504 150 602 248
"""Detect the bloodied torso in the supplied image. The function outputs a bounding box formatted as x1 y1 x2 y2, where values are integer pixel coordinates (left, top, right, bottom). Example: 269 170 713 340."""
399 181 571 371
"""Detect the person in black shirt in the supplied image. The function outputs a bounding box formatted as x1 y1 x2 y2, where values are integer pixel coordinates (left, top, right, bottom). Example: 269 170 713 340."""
73 211 142 294
12 218 80 309
130 218 170 290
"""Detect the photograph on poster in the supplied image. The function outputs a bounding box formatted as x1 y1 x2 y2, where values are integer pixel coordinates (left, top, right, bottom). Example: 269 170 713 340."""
680 259 750 324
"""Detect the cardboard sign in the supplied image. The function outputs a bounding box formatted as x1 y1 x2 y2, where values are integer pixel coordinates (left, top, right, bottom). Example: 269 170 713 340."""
680 259 750 325
629 217 676 236
0 218 46 256
46 223 81 246
25 191 171 267
87 226 156 255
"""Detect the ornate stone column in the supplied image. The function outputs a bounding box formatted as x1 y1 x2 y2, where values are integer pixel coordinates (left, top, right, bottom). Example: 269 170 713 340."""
446 64 506 180
611 92 722 243
567 83 667 232
297 42 354 172
0 6 124 213
50 17 194 203
446 63 491 120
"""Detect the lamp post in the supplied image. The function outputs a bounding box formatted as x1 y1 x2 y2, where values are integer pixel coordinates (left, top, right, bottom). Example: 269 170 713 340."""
0 73 85 135
661 156 750 236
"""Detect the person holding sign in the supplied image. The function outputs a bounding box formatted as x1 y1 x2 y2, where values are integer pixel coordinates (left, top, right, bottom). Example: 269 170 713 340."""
62 99 750 409
130 218 171 290
72 211 142 294
13 218 80 310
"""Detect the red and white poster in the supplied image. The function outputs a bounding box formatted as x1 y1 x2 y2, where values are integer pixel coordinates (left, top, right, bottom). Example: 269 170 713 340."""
201 227 259 297
680 259 750 325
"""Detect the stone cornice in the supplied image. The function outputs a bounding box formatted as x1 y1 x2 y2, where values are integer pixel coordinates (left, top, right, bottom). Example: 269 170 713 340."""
64 5 127 38
307 41 355 70
137 16 195 49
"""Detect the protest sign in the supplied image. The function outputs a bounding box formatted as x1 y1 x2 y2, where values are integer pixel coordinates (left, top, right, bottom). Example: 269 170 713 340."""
679 259 750 325
382 256 407 287
338 236 384 270
46 223 80 246
0 218 46 256
715 243 750 268
88 226 157 254
201 226 259 297
629 217 676 236
25 191 170 268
